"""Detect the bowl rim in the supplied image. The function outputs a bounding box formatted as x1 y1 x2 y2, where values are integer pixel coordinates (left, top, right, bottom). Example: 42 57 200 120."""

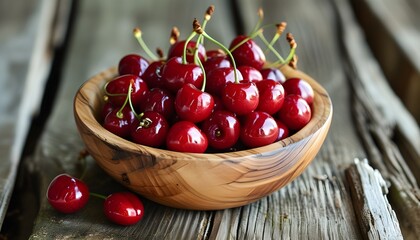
74 65 333 161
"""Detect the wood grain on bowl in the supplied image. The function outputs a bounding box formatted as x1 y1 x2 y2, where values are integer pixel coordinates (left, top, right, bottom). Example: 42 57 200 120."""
74 65 332 210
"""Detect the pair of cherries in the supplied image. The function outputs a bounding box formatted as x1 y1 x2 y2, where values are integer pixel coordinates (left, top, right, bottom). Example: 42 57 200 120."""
101 6 313 153
46 173 144 226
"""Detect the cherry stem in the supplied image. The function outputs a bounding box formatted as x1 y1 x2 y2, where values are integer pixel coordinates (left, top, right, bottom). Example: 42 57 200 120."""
249 8 264 37
196 53 207 92
90 192 107 200
182 31 197 64
103 82 127 97
285 32 297 63
265 22 287 54
193 6 214 64
193 19 239 84
257 31 285 63
170 27 180 45
267 32 297 68
116 81 134 119
133 27 158 60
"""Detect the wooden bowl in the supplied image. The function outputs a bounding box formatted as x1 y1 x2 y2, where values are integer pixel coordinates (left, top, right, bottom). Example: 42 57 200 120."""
73 65 332 210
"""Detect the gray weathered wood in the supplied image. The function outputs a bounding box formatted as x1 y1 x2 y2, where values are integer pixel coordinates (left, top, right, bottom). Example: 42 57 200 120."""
351 0 420 123
333 0 420 237
345 159 403 240
0 0 69 229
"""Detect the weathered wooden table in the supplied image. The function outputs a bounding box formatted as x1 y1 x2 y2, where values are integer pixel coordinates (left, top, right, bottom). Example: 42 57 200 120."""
1 0 419 239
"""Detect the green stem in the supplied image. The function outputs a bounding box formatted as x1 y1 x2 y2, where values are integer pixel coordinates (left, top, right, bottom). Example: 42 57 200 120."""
90 192 107 200
201 31 239 83
116 82 133 119
249 8 264 37
196 54 207 92
182 31 197 64
257 31 285 63
133 28 158 60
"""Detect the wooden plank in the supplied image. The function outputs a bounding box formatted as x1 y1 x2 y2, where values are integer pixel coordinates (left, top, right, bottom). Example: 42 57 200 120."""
332 0 420 238
28 1 236 239
345 159 403 239
0 0 69 230
350 0 420 123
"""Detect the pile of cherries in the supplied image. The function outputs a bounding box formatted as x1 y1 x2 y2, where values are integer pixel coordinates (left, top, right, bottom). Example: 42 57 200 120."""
101 7 314 153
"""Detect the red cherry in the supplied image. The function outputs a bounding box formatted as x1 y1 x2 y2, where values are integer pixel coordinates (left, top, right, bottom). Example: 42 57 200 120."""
166 121 208 153
238 66 263 82
118 54 149 77
139 88 175 120
275 120 289 141
282 78 314 105
229 35 266 70
212 95 226 112
255 79 285 115
201 110 240 150
142 60 165 89
222 82 259 115
103 107 136 139
206 67 243 96
277 94 312 131
46 174 89 214
105 74 149 107
167 40 206 64
240 111 279 148
206 49 225 58
160 57 204 93
104 192 144 226
259 68 286 84
174 83 214 123
204 55 231 73
101 101 115 121
130 111 169 147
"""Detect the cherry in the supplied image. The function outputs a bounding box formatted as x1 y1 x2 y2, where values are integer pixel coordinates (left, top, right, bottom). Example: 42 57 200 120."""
255 79 285 115
206 67 243 96
118 54 149 77
240 111 279 148
166 121 208 153
139 88 175 120
103 107 136 139
101 101 115 121
167 40 206 64
206 49 225 58
46 174 89 214
259 68 286 84
229 35 266 70
174 83 214 123
130 111 169 147
142 60 165 89
282 78 314 105
222 82 259 115
160 57 204 93
104 74 149 108
201 110 240 150
212 95 226 112
203 55 231 73
277 94 312 131
238 66 263 82
103 192 144 226
275 119 289 141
